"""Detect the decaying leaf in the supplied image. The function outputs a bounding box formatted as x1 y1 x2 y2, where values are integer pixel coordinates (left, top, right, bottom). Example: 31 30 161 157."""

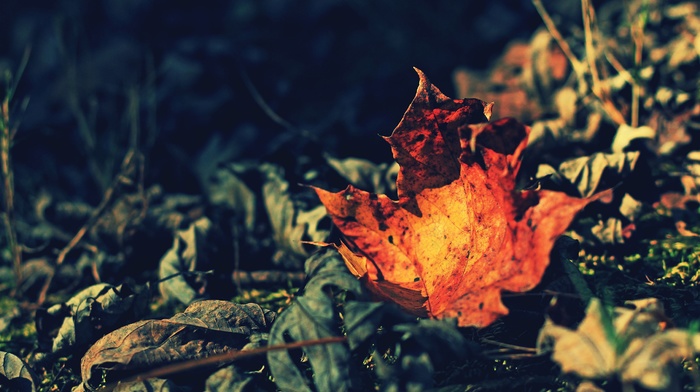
76 300 275 392
537 152 639 198
325 154 398 196
315 68 598 327
36 282 149 358
0 351 39 392
205 163 257 232
205 333 272 391
262 163 331 268
538 297 700 391
158 217 214 305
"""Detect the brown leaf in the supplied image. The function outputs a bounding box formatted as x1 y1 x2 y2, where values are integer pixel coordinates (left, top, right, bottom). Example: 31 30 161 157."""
77 301 275 391
315 68 597 327
538 298 700 391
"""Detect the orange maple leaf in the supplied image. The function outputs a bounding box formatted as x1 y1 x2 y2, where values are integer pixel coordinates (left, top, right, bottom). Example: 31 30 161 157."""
315 68 595 328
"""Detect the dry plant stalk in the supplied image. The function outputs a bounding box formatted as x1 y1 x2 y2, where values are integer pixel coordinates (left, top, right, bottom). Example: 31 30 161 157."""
1 50 30 296
1 83 22 295
533 0 627 126
37 150 145 305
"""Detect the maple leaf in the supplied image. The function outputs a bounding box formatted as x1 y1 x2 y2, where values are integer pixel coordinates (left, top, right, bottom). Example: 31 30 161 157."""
314 68 597 328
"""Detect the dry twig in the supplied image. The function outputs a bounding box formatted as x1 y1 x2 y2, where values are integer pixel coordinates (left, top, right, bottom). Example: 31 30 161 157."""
37 150 144 305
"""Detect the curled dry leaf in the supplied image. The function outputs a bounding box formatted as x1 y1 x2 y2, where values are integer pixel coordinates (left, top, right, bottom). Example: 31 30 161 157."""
315 68 599 327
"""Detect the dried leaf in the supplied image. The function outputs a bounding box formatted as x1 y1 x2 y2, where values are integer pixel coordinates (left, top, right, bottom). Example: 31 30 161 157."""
537 299 617 379
0 351 39 392
315 68 596 327
205 163 257 232
620 329 700 390
158 217 214 305
541 152 639 198
77 300 275 391
262 163 331 268
538 297 700 390
612 124 656 153
37 282 149 358
325 154 398 195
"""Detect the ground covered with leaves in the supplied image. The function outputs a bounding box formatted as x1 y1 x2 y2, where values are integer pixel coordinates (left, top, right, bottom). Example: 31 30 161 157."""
1 1 700 391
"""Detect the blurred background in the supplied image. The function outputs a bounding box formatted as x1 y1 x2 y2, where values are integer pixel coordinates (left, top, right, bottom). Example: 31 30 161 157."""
0 0 567 207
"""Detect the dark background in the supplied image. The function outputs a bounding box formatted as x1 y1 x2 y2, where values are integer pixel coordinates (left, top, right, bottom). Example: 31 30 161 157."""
1 0 568 207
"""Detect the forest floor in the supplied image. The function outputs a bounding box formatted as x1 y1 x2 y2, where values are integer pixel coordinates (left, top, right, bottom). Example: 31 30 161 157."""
1 1 700 391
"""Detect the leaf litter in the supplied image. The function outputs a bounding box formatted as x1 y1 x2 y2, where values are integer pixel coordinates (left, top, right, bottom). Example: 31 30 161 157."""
1 1 700 391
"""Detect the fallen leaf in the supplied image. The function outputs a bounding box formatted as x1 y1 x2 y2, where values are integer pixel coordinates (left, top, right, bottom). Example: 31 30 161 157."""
77 301 275 391
158 217 215 305
262 163 331 268
36 282 149 358
538 297 700 391
0 351 39 392
325 154 398 196
315 68 596 327
205 163 257 232
537 152 639 198
267 249 370 392
205 333 274 391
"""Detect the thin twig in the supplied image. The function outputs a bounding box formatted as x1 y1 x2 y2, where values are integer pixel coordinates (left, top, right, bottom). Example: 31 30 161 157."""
480 338 538 353
37 150 138 305
531 0 586 80
582 0 603 97
604 50 635 85
101 335 347 390
533 0 626 126
238 66 295 131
